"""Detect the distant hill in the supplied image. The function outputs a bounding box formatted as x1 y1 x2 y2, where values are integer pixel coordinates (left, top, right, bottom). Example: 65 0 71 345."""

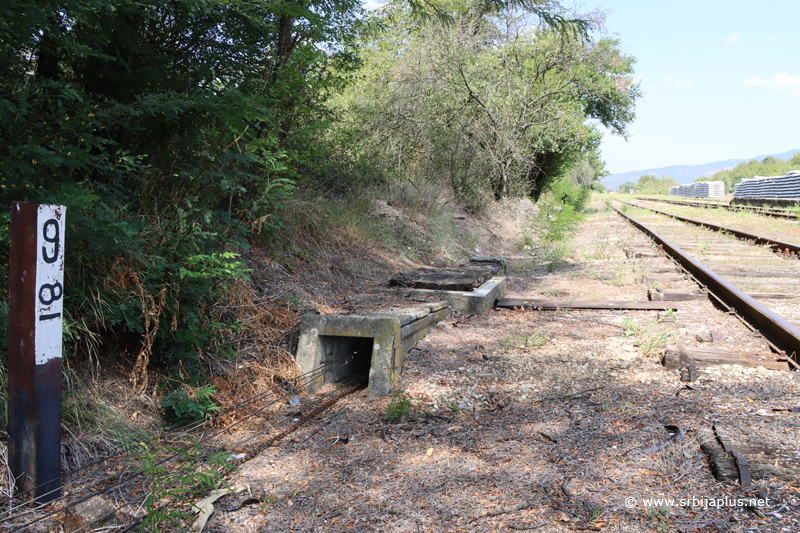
601 148 800 190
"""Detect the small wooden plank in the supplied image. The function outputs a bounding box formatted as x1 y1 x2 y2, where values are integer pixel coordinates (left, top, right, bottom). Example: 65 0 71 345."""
644 266 682 274
496 298 678 311
747 293 800 300
648 289 706 301
662 345 789 371
625 248 660 259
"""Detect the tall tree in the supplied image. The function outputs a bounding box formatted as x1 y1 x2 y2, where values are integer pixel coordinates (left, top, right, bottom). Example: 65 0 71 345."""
336 0 640 204
0 0 362 378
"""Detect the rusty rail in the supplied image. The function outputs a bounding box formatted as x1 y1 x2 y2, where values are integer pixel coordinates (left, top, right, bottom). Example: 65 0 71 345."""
623 201 800 255
610 204 800 361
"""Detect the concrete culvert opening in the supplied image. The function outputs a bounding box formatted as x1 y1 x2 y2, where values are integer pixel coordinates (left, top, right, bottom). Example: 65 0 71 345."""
319 335 373 386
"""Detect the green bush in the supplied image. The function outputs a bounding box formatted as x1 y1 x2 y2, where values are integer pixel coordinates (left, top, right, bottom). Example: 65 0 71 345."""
0 0 358 389
524 199 585 244
383 390 414 423
160 385 221 428
136 437 234 530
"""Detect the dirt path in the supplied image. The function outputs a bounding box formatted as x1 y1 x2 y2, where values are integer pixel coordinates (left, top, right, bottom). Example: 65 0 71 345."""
206 210 800 533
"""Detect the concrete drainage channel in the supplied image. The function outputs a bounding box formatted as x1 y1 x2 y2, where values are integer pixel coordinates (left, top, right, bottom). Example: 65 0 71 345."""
296 257 507 397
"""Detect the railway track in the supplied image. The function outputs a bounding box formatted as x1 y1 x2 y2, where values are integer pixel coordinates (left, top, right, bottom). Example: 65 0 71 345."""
641 196 799 220
623 200 800 255
609 200 800 361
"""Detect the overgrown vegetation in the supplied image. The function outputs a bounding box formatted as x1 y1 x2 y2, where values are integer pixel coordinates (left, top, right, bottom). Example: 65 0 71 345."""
502 322 548 350
334 0 639 207
522 179 588 268
0 0 355 394
160 385 221 429
136 438 234 530
0 0 640 444
618 174 679 194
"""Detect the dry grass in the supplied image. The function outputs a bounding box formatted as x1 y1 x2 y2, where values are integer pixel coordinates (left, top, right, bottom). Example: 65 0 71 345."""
60 369 162 470
654 432 707 481
0 440 11 502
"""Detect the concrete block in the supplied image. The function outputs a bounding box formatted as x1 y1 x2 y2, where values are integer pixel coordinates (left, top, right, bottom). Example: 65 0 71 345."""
296 302 447 397
470 256 508 276
378 276 506 315
63 496 116 532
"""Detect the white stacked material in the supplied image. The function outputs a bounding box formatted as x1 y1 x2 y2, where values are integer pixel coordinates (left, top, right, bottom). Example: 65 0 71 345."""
670 181 725 198
733 171 800 199
701 181 725 198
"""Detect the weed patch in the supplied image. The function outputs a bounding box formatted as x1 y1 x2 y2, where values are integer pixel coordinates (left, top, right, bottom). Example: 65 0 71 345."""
383 390 415 423
620 317 677 356
137 437 235 530
160 385 221 429
502 322 548 351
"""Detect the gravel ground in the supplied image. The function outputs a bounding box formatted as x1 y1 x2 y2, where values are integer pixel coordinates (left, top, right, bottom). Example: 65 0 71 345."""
202 209 800 533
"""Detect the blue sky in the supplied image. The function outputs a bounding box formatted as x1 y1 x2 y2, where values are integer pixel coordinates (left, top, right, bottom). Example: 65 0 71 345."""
575 0 800 173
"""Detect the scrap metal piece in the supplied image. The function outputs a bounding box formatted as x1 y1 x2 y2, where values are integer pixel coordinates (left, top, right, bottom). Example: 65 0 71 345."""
712 425 733 452
712 425 752 489
731 450 752 489
679 364 698 382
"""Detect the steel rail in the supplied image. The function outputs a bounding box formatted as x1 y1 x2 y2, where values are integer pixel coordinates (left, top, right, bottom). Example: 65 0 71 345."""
639 197 798 220
623 201 800 255
610 204 800 361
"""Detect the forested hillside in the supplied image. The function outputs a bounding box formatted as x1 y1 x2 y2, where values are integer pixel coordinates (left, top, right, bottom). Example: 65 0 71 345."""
705 153 800 193
0 0 639 407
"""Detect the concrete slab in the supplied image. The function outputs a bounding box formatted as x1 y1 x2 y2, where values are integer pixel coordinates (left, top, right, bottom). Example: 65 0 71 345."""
296 302 447 397
470 256 508 276
389 263 500 291
382 257 507 315
378 276 506 315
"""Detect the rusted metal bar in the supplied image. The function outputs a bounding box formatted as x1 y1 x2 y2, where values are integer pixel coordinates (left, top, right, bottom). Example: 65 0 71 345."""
8 202 65 503
611 204 800 362
731 450 752 489
712 425 752 489
623 201 800 255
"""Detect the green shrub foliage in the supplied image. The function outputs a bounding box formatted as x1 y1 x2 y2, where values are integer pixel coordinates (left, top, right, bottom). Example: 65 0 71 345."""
707 154 800 193
334 0 640 207
0 0 361 379
0 0 638 390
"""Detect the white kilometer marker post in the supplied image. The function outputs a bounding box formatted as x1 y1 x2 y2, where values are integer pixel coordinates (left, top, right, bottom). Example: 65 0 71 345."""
8 202 65 503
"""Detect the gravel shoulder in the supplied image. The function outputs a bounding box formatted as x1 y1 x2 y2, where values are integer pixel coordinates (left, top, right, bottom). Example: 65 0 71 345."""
206 210 800 533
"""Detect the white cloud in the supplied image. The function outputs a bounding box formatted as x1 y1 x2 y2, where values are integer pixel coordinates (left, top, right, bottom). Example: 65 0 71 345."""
726 33 740 45
648 76 693 92
743 73 800 96
669 76 694 88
